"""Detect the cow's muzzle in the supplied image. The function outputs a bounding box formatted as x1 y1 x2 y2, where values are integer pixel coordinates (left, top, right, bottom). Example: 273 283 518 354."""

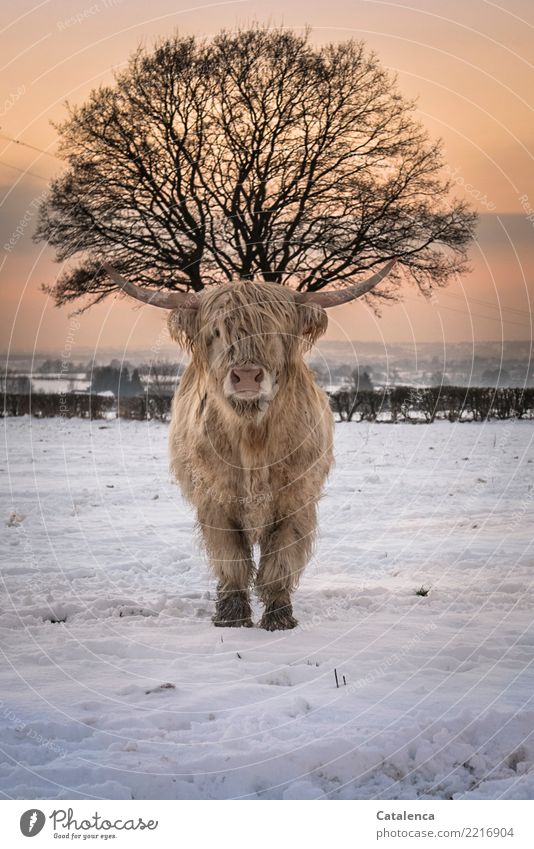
223 363 277 407
229 365 264 397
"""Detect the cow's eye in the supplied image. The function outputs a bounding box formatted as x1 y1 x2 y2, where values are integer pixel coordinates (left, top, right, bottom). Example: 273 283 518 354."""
213 328 220 338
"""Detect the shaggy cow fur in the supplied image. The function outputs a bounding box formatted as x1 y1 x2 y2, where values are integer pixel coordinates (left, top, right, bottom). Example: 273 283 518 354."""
168 281 334 630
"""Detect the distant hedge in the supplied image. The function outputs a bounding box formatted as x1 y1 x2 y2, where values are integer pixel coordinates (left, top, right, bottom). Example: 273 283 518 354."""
3 387 534 422
329 386 534 422
2 393 115 418
2 393 173 421
116 395 172 421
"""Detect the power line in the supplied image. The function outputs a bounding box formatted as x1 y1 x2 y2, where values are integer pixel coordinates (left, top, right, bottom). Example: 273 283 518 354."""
404 293 532 329
0 131 61 161
432 302 531 329
0 159 50 182
441 290 532 319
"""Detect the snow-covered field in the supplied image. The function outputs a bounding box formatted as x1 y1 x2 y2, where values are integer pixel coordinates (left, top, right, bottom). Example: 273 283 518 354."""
1 416 533 800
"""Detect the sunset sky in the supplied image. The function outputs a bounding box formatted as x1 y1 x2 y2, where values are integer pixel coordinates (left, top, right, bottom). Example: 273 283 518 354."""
1 0 533 359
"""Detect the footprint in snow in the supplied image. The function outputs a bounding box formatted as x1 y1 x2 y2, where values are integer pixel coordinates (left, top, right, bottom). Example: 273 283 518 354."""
145 682 176 695
118 606 157 618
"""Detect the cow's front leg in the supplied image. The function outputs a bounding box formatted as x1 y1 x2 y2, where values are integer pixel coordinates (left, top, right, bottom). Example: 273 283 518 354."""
257 508 315 631
198 508 254 627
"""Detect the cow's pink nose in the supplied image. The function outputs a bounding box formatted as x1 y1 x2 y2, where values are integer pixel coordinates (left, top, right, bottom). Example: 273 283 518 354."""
230 366 264 392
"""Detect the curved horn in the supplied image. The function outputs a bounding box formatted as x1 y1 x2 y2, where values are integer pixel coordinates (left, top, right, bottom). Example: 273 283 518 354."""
294 260 397 308
103 263 199 310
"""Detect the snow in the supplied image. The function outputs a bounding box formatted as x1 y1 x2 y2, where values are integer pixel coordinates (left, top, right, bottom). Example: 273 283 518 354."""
1 416 533 800
30 378 91 394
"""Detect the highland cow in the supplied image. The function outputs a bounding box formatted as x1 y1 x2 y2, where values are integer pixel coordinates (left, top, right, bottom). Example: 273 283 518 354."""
105 262 395 629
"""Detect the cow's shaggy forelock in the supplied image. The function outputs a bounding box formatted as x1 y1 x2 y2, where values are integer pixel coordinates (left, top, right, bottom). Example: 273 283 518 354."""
169 281 327 360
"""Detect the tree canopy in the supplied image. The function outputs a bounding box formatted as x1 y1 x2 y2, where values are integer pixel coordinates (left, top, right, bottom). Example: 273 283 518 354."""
36 26 476 308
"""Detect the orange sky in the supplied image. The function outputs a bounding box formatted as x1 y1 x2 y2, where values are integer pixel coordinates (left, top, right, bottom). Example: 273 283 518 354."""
1 0 533 357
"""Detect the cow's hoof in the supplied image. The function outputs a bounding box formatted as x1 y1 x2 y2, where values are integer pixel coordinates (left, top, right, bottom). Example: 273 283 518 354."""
213 592 253 628
260 603 298 631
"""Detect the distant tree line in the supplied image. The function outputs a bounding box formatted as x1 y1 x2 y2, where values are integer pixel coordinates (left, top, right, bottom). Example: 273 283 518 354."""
0 373 31 394
0 359 182 395
310 363 534 390
90 365 144 396
3 385 534 422
89 361 180 397
37 358 88 374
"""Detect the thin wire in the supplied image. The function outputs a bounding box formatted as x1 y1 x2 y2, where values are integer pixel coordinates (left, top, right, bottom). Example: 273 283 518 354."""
441 290 532 318
0 132 61 161
405 296 532 329
0 159 50 182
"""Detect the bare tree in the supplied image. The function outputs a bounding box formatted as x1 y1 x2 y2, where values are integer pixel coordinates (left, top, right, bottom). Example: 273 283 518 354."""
143 359 180 421
36 26 476 307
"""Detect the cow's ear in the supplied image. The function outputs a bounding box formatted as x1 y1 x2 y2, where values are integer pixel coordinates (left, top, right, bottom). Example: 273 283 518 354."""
167 308 199 349
296 302 328 349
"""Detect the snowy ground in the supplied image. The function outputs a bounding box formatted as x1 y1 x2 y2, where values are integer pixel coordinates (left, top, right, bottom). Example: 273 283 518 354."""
1 416 533 800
